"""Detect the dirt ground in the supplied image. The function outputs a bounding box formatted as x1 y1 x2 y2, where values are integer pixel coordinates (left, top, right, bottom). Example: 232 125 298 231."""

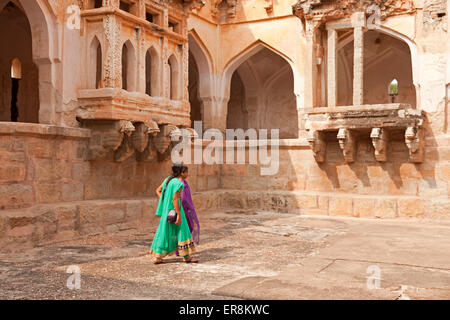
0 210 449 300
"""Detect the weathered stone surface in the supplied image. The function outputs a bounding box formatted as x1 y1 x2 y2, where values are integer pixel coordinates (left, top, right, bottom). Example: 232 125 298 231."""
73 162 91 180
55 205 78 231
329 196 353 216
354 198 375 218
36 183 62 203
398 198 426 217
62 182 84 202
374 199 397 218
0 183 34 208
125 201 142 220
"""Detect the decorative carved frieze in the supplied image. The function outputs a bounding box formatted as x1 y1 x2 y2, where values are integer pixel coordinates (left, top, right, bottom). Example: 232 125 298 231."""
370 127 389 162
307 130 327 163
103 15 122 88
337 128 356 162
405 126 424 163
293 0 416 26
211 0 238 20
78 118 186 162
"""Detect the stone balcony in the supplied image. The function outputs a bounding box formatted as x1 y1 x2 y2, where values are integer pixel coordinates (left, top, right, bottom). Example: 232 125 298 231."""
304 103 426 163
77 88 190 127
76 88 194 162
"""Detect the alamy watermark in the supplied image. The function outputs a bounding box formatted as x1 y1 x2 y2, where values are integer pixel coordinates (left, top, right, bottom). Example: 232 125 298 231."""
171 121 280 176
66 265 81 290
366 265 381 290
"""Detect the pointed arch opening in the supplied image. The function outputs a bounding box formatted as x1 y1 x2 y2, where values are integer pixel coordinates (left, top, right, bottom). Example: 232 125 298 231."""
225 45 298 139
0 2 39 123
122 40 136 91
11 57 21 79
188 31 214 131
145 47 160 96
337 29 416 107
168 54 180 100
89 36 102 89
189 51 202 125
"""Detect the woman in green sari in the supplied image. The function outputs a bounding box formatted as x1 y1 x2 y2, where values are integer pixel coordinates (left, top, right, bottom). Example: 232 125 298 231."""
150 164 198 264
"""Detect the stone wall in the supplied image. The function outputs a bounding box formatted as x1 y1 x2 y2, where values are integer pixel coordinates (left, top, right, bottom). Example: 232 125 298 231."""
218 133 450 219
0 122 220 250
0 122 218 211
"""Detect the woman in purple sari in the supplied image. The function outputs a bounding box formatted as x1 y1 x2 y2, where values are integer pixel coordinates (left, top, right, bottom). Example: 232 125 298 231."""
176 165 200 255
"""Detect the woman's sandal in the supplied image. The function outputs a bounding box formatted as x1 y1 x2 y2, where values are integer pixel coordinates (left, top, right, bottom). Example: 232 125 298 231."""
183 257 199 263
153 259 164 264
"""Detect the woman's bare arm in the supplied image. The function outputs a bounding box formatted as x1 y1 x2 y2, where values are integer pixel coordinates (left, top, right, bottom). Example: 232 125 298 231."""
173 190 181 225
156 183 163 197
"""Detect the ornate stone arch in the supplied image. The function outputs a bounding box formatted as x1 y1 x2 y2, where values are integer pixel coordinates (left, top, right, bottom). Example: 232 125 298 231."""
222 40 302 109
145 44 161 97
121 39 137 91
89 35 103 89
0 0 58 124
168 52 181 100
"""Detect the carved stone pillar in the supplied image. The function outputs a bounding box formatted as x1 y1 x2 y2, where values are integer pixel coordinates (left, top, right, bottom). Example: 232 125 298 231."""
405 126 424 163
103 0 119 8
352 12 365 106
370 128 389 162
103 14 122 88
327 28 338 108
305 19 320 109
337 128 356 162
137 26 146 94
307 130 327 163
202 96 229 133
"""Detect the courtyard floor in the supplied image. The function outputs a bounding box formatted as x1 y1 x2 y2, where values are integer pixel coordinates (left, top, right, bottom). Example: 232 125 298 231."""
0 210 449 299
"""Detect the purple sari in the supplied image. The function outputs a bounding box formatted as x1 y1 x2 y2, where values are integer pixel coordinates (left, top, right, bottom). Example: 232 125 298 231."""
175 180 199 258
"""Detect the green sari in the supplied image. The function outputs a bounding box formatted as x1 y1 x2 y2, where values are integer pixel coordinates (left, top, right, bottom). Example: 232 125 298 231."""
150 177 196 258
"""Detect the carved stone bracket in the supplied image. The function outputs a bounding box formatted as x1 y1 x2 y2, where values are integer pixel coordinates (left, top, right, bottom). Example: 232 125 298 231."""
134 120 161 162
264 0 274 13
305 104 425 163
337 128 356 163
307 130 327 162
370 127 389 162
211 0 238 20
405 126 424 163
152 124 182 161
79 119 179 162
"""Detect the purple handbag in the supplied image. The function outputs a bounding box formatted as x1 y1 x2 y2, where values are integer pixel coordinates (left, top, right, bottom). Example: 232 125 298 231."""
167 209 177 224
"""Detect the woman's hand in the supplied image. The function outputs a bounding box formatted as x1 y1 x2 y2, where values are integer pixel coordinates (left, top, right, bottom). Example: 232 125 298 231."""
173 190 182 225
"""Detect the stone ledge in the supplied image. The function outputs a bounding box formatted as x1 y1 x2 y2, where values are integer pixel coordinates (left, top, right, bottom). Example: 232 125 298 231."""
0 122 91 140
1 191 448 251
77 88 190 127
193 189 450 220
0 198 159 251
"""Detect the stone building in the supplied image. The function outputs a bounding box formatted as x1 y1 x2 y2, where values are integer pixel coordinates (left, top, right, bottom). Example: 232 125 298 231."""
0 0 449 249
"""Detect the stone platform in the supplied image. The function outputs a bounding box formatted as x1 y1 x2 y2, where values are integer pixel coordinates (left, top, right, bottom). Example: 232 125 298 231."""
0 211 449 299
1 190 449 251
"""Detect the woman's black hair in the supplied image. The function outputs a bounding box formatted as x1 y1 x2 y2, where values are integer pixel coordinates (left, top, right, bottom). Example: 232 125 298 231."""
161 163 188 201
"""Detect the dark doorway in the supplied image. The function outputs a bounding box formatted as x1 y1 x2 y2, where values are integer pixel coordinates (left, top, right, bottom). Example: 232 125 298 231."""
10 78 19 122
